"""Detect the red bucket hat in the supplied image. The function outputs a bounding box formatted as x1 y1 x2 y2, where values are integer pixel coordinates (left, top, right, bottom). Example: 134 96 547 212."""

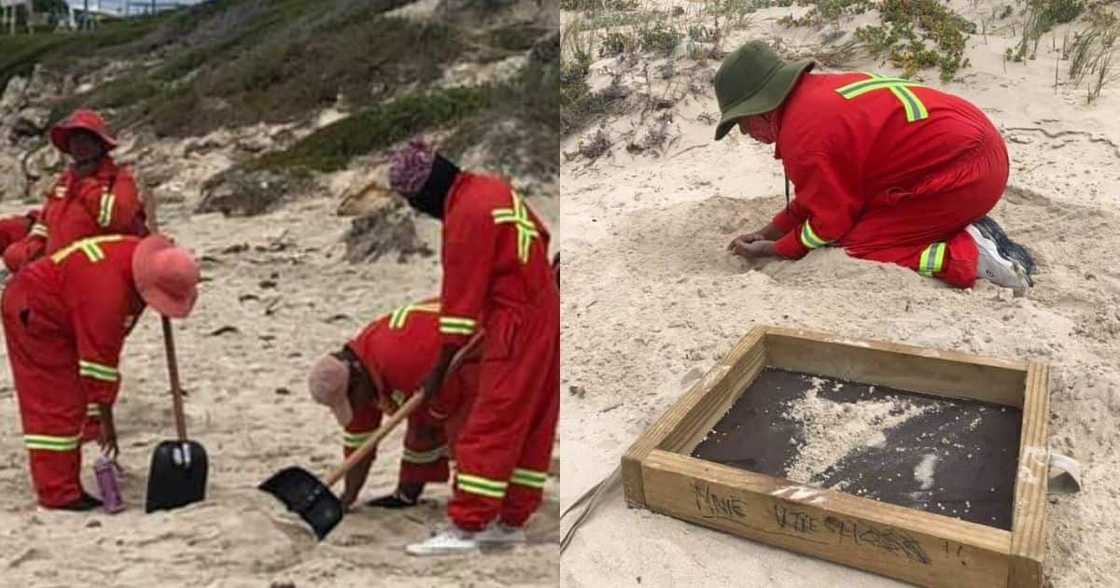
50 109 118 155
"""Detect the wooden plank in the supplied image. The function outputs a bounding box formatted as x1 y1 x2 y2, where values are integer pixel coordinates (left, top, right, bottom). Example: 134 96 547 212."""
642 449 1012 588
763 326 1029 407
1008 362 1050 588
660 342 766 455
621 327 765 508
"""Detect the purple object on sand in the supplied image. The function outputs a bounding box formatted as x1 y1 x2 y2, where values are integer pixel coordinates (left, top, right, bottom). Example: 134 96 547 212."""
94 456 125 514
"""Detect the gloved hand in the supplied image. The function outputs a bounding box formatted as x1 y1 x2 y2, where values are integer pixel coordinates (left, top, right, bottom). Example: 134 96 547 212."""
366 483 423 508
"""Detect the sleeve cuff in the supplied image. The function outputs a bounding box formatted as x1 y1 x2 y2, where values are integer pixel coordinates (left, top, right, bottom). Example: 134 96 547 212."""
438 315 477 346
774 230 809 260
771 208 802 235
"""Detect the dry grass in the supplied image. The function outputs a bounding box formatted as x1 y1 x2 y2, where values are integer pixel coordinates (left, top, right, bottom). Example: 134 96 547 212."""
1067 5 1119 103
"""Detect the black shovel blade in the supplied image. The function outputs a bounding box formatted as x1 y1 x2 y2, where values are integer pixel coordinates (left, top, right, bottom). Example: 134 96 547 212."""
258 466 343 541
145 440 209 513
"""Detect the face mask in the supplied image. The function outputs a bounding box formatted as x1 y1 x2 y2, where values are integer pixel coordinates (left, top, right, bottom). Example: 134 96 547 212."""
406 154 461 220
744 114 778 144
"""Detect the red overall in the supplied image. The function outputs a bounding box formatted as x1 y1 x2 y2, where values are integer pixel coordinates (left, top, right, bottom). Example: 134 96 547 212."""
1 236 145 507
0 211 36 255
4 159 146 441
4 158 146 273
341 300 479 486
438 173 560 532
768 72 1010 288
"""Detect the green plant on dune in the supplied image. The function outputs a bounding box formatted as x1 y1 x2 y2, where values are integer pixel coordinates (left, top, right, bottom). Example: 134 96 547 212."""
854 0 974 81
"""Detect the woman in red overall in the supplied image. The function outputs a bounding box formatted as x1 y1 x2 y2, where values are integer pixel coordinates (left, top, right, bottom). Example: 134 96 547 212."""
307 298 480 511
716 42 1035 289
389 140 560 556
2 234 200 510
3 110 149 444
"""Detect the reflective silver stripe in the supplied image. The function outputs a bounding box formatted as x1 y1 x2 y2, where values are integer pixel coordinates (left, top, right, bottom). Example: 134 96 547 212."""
836 73 929 123
388 302 440 329
30 223 48 237
24 434 80 451
51 235 124 264
402 446 448 464
87 404 100 417
79 360 119 382
491 191 540 264
457 473 507 499
439 316 477 336
919 242 947 277
98 192 116 227
510 467 548 489
343 431 374 449
800 221 829 249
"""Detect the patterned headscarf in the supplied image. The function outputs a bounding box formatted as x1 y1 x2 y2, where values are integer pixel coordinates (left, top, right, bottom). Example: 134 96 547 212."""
389 139 437 196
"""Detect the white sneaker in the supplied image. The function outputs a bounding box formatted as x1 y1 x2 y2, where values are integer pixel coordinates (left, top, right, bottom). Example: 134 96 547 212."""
476 522 527 545
405 527 480 556
966 223 1031 289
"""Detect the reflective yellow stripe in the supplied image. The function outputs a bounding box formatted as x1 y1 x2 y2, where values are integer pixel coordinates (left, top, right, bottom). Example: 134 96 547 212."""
457 473 507 499
343 431 375 449
510 467 549 489
79 360 119 382
30 223 48 237
799 221 829 250
919 242 947 277
24 434 80 451
439 316 477 336
388 302 440 329
402 446 448 464
98 192 116 227
836 73 929 123
51 235 124 264
491 191 540 264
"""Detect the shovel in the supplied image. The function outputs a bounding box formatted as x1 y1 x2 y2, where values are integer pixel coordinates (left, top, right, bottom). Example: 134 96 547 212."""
260 333 482 540
261 392 425 540
142 186 209 513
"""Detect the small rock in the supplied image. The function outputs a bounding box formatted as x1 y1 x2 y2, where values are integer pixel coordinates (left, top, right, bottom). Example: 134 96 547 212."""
275 388 291 396
259 279 278 289
569 385 586 398
270 582 296 588
85 520 101 528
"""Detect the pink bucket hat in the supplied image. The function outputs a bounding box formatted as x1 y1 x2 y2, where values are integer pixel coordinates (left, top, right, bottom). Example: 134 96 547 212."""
132 235 200 319
309 355 352 427
388 139 436 196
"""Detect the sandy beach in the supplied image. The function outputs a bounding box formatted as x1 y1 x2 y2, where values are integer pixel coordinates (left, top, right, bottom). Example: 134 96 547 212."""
0 182 560 587
560 1 1120 585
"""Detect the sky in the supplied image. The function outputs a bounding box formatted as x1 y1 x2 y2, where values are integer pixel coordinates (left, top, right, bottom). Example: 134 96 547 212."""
59 0 210 15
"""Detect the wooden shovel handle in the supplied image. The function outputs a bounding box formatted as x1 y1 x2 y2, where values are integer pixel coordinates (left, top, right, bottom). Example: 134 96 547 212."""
324 392 424 487
323 332 483 487
162 316 188 442
145 179 188 441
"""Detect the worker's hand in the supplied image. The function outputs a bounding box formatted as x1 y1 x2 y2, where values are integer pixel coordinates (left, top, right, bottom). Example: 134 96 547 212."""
728 232 768 251
339 486 360 511
341 451 375 511
97 404 119 460
729 239 777 259
421 364 450 401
